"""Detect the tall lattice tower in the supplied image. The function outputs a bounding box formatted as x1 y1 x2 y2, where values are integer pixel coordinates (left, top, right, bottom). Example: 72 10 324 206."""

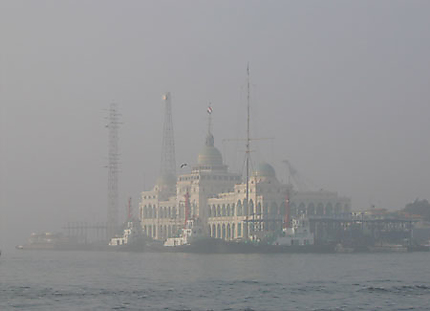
106 103 120 239
159 92 176 181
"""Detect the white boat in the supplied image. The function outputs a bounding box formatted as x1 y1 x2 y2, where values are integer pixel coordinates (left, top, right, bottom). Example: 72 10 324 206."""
109 219 146 251
164 219 206 247
368 244 408 252
272 216 315 246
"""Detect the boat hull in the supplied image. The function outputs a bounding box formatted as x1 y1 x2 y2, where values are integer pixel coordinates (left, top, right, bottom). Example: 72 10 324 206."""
156 238 334 254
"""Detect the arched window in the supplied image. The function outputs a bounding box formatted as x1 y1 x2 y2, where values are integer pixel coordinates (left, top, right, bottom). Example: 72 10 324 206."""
280 202 286 217
335 203 342 215
212 224 216 238
208 205 212 217
227 204 231 216
217 224 221 238
227 224 231 239
237 200 242 216
222 224 226 239
271 202 278 216
317 203 324 215
257 202 262 215
222 204 226 216
290 203 297 217
179 204 184 218
249 200 254 216
217 205 221 217
344 204 350 212
192 201 197 217
232 223 235 239
308 203 315 216
298 203 306 215
243 199 248 216
208 225 211 237
231 203 235 216
326 203 333 216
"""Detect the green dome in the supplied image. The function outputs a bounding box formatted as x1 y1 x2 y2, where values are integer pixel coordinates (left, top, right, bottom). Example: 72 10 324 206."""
254 162 276 177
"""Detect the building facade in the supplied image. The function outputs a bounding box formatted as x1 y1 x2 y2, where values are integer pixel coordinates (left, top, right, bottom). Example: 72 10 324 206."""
139 130 351 242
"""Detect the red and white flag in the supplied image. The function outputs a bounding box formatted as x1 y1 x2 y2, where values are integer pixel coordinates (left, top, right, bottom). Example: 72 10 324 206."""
207 105 213 114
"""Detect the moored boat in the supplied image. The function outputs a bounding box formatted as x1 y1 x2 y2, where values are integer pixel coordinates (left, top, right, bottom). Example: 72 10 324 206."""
161 216 333 254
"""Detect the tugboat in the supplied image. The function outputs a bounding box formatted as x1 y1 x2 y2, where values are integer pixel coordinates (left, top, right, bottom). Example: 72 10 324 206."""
164 218 206 247
272 216 314 247
109 198 148 251
161 215 330 254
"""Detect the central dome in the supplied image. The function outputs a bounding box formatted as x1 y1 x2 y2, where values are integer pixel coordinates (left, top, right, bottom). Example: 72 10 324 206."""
197 145 223 166
197 132 223 166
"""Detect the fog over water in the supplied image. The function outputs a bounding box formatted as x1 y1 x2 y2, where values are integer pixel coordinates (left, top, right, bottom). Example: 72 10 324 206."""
1 1 430 249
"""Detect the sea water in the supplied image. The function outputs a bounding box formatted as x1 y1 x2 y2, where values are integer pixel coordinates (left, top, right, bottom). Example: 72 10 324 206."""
1 250 429 310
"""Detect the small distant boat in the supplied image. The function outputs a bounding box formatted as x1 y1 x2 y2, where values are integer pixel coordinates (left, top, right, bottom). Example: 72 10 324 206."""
335 243 355 253
368 244 408 253
108 218 149 252
272 216 314 247
164 219 206 248
407 244 430 252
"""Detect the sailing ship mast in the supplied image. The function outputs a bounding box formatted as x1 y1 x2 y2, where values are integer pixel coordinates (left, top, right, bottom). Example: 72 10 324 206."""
245 63 251 239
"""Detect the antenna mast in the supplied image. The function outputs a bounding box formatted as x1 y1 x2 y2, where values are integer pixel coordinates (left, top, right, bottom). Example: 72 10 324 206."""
160 92 176 178
107 103 120 239
246 63 250 238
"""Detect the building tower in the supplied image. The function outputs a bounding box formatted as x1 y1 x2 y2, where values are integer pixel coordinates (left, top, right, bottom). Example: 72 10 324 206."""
106 103 120 239
158 92 176 187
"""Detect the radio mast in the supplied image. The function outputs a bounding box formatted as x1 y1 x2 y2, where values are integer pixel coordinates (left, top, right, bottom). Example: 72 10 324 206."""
160 92 176 179
106 103 120 239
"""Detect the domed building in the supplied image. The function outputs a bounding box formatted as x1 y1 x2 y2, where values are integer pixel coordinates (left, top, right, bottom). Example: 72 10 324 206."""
139 115 351 242
197 132 224 168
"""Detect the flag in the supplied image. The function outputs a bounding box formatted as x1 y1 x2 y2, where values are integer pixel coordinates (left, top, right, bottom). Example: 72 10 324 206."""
207 105 213 114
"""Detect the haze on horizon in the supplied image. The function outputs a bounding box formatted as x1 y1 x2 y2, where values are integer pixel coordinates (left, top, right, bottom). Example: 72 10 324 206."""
1 0 429 249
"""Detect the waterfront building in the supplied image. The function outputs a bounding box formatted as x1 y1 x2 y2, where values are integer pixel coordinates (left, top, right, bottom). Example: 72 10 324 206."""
139 126 350 242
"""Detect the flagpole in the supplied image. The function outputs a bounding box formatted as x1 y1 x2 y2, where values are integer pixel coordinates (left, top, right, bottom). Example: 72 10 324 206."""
207 103 212 134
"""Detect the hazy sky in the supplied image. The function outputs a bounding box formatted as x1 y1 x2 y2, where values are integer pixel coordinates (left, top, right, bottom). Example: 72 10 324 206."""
1 1 430 248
